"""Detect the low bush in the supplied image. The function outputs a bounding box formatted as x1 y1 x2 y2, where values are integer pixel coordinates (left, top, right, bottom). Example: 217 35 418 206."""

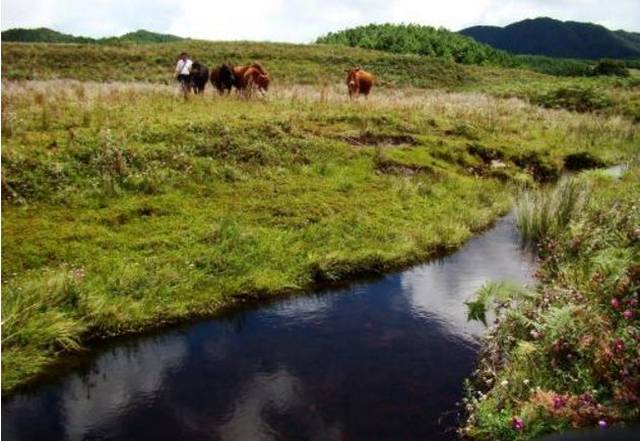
592 59 630 77
533 86 612 113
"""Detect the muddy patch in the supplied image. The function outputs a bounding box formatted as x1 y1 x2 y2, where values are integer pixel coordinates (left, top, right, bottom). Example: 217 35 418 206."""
340 132 418 148
563 152 607 171
373 154 437 176
466 143 504 163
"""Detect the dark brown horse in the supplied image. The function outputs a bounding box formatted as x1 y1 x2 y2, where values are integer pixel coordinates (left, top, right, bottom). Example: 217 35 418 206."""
189 61 209 94
210 63 236 95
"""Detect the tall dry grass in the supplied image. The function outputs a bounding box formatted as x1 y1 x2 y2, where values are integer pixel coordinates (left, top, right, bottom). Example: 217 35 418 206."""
515 177 590 243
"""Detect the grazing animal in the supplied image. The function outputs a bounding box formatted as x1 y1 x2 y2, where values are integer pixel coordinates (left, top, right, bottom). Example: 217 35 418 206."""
232 62 268 92
346 68 374 98
210 63 236 95
244 67 270 94
189 61 209 94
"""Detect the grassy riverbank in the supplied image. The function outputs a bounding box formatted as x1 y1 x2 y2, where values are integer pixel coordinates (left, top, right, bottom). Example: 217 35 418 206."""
2 78 639 393
463 166 640 440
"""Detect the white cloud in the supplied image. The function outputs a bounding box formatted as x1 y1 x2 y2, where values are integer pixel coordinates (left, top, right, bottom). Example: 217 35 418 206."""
2 0 639 42
1 0 178 37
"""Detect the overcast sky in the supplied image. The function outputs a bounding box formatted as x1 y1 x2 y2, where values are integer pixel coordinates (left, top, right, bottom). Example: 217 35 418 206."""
2 0 639 42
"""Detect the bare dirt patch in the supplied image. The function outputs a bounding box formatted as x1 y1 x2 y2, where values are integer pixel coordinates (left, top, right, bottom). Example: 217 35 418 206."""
340 132 418 148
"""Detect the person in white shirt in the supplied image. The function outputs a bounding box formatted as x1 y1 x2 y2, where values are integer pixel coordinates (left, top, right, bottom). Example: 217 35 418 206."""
175 52 193 97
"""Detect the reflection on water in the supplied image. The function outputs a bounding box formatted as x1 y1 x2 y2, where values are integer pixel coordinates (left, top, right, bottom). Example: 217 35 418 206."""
402 214 536 341
2 215 536 441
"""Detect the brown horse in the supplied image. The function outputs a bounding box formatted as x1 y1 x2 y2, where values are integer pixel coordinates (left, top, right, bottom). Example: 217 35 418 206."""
244 67 270 94
346 68 374 99
232 62 268 92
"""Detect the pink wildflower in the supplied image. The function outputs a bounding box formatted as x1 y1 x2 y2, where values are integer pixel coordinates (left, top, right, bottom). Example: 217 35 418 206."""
613 339 625 354
511 417 525 431
553 395 567 410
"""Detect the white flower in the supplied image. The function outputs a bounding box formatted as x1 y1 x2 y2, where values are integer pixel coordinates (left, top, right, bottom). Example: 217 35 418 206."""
501 380 509 386
523 379 530 385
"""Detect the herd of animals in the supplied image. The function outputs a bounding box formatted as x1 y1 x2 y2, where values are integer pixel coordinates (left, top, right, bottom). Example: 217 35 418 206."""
183 60 375 98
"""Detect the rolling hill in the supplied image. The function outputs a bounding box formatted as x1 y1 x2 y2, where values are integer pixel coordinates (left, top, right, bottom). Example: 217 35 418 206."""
0 40 469 88
460 17 640 59
315 23 597 76
1 27 184 44
316 23 506 65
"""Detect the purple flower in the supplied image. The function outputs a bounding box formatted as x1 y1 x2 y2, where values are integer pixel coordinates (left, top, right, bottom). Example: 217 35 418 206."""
613 339 625 354
511 416 525 431
553 395 567 409
579 393 594 406
623 310 634 320
611 297 621 310
598 419 608 428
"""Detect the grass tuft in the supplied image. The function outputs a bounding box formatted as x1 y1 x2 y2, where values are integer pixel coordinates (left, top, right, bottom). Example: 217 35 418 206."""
515 177 590 243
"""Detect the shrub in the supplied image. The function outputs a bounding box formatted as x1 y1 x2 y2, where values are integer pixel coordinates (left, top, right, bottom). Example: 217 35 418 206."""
533 86 612 113
592 59 630 77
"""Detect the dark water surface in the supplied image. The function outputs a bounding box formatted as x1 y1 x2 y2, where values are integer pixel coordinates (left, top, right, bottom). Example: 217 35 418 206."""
2 215 536 441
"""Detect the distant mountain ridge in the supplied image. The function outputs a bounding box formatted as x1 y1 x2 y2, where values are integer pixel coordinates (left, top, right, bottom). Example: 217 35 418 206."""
460 17 640 59
1 27 184 44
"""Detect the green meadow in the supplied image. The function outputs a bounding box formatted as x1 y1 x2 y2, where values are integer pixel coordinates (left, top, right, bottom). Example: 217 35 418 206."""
1 40 639 407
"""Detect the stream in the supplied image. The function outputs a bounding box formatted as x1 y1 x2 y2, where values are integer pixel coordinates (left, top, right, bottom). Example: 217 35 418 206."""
2 214 537 441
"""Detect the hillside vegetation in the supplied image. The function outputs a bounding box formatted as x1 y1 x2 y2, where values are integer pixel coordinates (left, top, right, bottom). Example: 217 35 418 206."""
315 23 604 77
1 40 468 88
317 23 507 65
461 17 640 60
1 27 184 44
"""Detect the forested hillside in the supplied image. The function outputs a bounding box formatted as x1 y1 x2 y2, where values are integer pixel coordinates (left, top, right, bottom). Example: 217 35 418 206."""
460 17 640 59
316 23 596 76
1 27 184 44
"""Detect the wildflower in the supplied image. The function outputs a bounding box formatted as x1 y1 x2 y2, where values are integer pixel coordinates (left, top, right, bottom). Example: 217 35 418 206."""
553 395 567 409
613 339 625 354
598 419 607 428
72 267 86 280
523 379 530 385
611 297 621 310
530 329 540 339
501 380 509 386
511 416 525 431
579 393 594 406
623 310 634 320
